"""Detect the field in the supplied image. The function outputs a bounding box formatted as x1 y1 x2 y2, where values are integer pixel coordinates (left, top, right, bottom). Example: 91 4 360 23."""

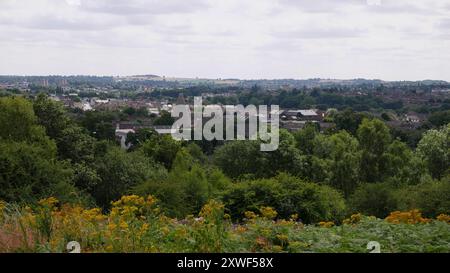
1 196 449 253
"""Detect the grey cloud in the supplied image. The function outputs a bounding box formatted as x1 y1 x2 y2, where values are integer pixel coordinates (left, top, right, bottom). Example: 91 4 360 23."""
436 18 450 39
363 0 439 15
80 0 209 15
437 18 450 30
278 0 364 13
19 15 119 30
273 27 365 39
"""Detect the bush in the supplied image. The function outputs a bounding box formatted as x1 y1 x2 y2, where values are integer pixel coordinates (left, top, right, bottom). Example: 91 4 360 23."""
348 182 398 218
396 177 450 217
222 173 346 224
0 141 79 204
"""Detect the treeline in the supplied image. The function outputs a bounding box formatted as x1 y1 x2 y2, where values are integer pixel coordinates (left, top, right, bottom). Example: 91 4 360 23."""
0 94 449 223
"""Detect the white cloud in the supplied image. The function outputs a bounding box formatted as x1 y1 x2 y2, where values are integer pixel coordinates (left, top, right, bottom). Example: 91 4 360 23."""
0 0 449 80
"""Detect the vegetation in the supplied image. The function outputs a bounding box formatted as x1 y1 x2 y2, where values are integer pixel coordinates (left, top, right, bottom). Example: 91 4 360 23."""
0 94 449 253
0 196 448 253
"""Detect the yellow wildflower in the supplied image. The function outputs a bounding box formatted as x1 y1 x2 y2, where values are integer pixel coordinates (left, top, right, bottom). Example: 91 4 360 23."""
385 210 431 224
436 214 450 224
343 213 362 225
319 221 334 228
244 211 257 220
119 220 129 230
259 207 277 220
38 197 59 208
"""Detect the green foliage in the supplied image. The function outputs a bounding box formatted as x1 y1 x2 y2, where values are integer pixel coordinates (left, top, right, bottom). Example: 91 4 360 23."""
357 118 392 183
222 173 346 224
33 93 70 139
294 123 319 155
140 134 182 169
56 125 97 163
348 182 398 218
153 110 175 126
381 112 391 121
334 109 368 135
213 140 265 179
416 124 450 179
91 146 167 208
428 110 450 127
383 140 426 185
213 130 304 180
396 177 450 217
134 149 231 218
79 110 116 141
0 141 77 204
125 128 158 149
0 96 49 145
313 131 361 197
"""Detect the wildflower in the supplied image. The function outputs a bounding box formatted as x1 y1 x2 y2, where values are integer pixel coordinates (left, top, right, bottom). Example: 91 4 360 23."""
119 220 129 230
276 234 289 244
38 197 59 208
244 211 257 220
436 214 450 224
0 200 6 214
272 245 283 252
82 208 105 222
343 213 362 225
385 210 431 224
0 201 6 221
235 226 247 233
319 221 334 228
107 222 117 231
260 207 277 220
255 236 268 248
199 200 224 219
146 195 157 207
289 214 299 221
140 223 150 234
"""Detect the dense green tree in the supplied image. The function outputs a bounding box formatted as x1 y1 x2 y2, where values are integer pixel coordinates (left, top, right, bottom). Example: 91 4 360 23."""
153 110 175 126
133 149 212 217
140 134 182 169
79 110 116 141
33 93 70 139
357 118 392 183
185 142 208 164
0 96 49 145
383 140 426 185
56 126 97 163
428 110 450 127
91 147 167 208
222 173 346 223
416 124 450 179
313 131 361 197
0 141 78 203
125 128 158 149
334 109 369 135
214 130 305 180
293 123 319 155
348 182 398 218
213 140 265 179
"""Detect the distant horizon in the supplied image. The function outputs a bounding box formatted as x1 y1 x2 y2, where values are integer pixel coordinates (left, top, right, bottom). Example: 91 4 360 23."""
1 74 450 83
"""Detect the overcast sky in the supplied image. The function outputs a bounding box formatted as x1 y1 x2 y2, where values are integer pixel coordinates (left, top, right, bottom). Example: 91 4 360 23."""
0 0 449 80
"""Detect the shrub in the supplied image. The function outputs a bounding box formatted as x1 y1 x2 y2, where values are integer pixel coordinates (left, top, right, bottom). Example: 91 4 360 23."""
348 182 398 218
222 173 346 223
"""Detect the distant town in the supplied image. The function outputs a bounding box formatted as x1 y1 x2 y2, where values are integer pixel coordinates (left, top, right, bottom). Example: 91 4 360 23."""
1 75 450 149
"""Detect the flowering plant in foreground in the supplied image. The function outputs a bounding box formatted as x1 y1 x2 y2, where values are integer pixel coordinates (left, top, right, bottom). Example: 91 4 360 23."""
0 196 449 253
